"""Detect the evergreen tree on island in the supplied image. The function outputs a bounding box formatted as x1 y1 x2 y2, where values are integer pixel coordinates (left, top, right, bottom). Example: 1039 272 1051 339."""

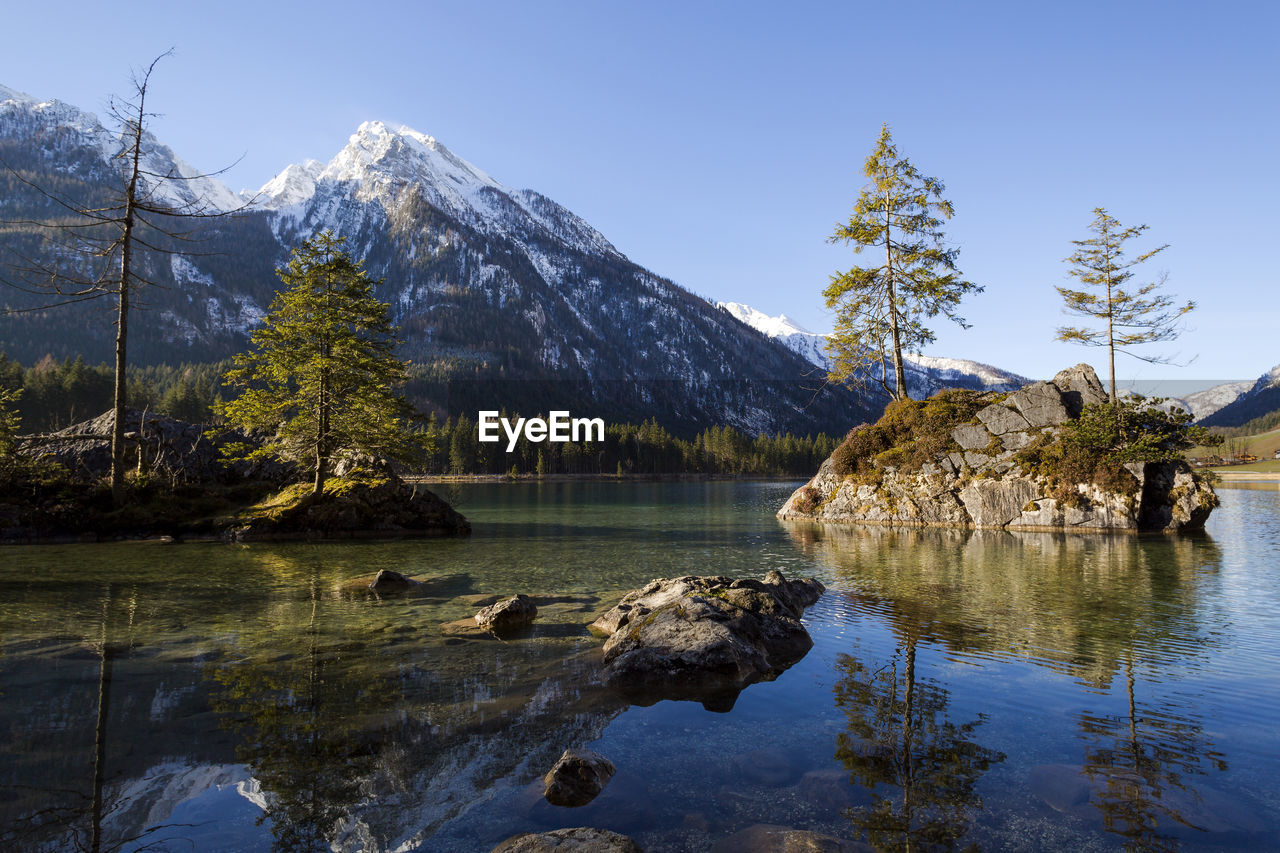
1056 208 1194 405
217 231 412 497
824 125 981 401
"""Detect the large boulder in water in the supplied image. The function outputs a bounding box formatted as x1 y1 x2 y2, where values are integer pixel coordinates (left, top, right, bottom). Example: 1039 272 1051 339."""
476 594 538 632
589 570 824 710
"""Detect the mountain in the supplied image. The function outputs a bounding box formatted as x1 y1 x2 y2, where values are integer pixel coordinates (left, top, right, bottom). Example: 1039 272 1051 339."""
0 86 876 436
1197 365 1280 428
717 301 1030 398
1164 381 1253 421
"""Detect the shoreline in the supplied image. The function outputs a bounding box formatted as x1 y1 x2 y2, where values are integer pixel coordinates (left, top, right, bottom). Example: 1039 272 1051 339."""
1211 470 1280 481
405 473 806 484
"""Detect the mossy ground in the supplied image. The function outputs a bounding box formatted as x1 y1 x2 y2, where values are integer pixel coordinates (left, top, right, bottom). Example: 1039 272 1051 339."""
830 389 997 483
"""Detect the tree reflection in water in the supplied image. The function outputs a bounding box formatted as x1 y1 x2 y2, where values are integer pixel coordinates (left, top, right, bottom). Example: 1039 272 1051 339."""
210 577 385 852
1075 652 1228 851
834 630 1004 852
794 521 1240 850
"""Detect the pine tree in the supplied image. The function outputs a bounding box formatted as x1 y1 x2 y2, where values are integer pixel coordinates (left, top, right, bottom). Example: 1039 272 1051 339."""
1056 208 1193 404
824 125 981 400
217 232 412 496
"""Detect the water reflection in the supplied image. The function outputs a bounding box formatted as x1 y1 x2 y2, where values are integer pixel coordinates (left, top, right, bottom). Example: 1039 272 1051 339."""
834 635 1004 851
1075 653 1230 851
787 520 1252 850
783 522 1224 685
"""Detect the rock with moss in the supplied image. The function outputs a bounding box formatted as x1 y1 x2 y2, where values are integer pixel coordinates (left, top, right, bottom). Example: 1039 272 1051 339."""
780 364 1216 533
228 476 470 541
589 570 824 710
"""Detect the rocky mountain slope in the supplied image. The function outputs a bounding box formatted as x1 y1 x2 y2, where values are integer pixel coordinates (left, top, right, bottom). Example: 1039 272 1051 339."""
1197 365 1280 427
0 85 875 436
717 301 1030 398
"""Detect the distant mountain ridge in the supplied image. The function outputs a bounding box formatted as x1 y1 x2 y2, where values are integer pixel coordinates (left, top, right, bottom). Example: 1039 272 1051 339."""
1197 365 1280 427
0 84 881 436
717 301 1030 398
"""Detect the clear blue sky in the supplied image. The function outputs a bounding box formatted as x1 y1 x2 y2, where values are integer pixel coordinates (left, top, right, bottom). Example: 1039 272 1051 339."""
3 0 1276 385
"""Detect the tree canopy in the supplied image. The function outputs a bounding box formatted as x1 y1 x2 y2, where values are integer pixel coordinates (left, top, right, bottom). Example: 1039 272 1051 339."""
216 231 412 496
1056 208 1194 404
824 124 981 401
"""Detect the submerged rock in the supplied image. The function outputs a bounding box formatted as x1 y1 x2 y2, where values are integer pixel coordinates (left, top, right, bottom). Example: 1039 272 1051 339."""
779 364 1217 533
732 748 795 787
492 827 642 852
709 824 868 852
476 594 538 632
589 570 824 709
542 748 616 807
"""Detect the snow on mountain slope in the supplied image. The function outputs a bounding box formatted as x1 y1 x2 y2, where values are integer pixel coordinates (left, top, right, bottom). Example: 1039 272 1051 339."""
256 122 620 260
0 84 875 435
0 83 241 211
1170 381 1254 420
718 301 1029 396
1198 364 1280 427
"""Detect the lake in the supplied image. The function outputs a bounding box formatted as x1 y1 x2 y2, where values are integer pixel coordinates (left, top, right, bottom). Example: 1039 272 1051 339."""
2 480 1278 851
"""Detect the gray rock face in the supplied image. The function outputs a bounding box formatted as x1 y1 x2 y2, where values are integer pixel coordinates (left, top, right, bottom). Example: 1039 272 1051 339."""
779 364 1217 533
1007 381 1071 427
18 408 294 485
1051 363 1110 416
951 423 993 451
976 402 1030 436
475 594 538 632
492 827 642 853
590 571 824 709
542 748 616 807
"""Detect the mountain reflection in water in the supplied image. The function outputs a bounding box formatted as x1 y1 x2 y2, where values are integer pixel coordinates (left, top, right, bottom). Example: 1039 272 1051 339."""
1 481 1277 851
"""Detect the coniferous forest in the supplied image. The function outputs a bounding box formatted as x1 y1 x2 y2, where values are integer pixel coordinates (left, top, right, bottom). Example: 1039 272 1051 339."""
0 353 838 477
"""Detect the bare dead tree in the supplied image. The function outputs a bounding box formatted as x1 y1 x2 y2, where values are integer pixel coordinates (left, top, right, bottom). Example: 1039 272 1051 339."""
1 51 253 504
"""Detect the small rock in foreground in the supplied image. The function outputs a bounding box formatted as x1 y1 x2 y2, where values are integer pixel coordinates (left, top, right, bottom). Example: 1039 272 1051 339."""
476 594 538 632
370 569 418 592
543 748 616 807
492 827 642 852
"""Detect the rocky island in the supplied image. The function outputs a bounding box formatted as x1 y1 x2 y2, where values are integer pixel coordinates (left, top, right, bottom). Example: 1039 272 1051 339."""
779 365 1217 533
2 408 470 542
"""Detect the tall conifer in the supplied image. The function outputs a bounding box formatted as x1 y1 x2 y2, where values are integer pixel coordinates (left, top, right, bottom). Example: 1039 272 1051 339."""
217 231 411 496
824 125 981 401
1056 208 1193 404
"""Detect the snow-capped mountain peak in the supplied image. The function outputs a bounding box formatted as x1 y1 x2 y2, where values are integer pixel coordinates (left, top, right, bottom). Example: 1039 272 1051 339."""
719 301 816 338
325 121 499 188
253 159 324 207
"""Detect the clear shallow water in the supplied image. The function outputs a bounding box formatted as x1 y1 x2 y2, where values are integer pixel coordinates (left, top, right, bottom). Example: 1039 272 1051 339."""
2 480 1279 851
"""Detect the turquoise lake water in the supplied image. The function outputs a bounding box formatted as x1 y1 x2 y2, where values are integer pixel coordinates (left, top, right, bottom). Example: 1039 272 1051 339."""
2 480 1278 851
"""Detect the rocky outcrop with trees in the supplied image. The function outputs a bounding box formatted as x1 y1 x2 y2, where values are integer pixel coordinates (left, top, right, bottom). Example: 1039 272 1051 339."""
779 365 1218 533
